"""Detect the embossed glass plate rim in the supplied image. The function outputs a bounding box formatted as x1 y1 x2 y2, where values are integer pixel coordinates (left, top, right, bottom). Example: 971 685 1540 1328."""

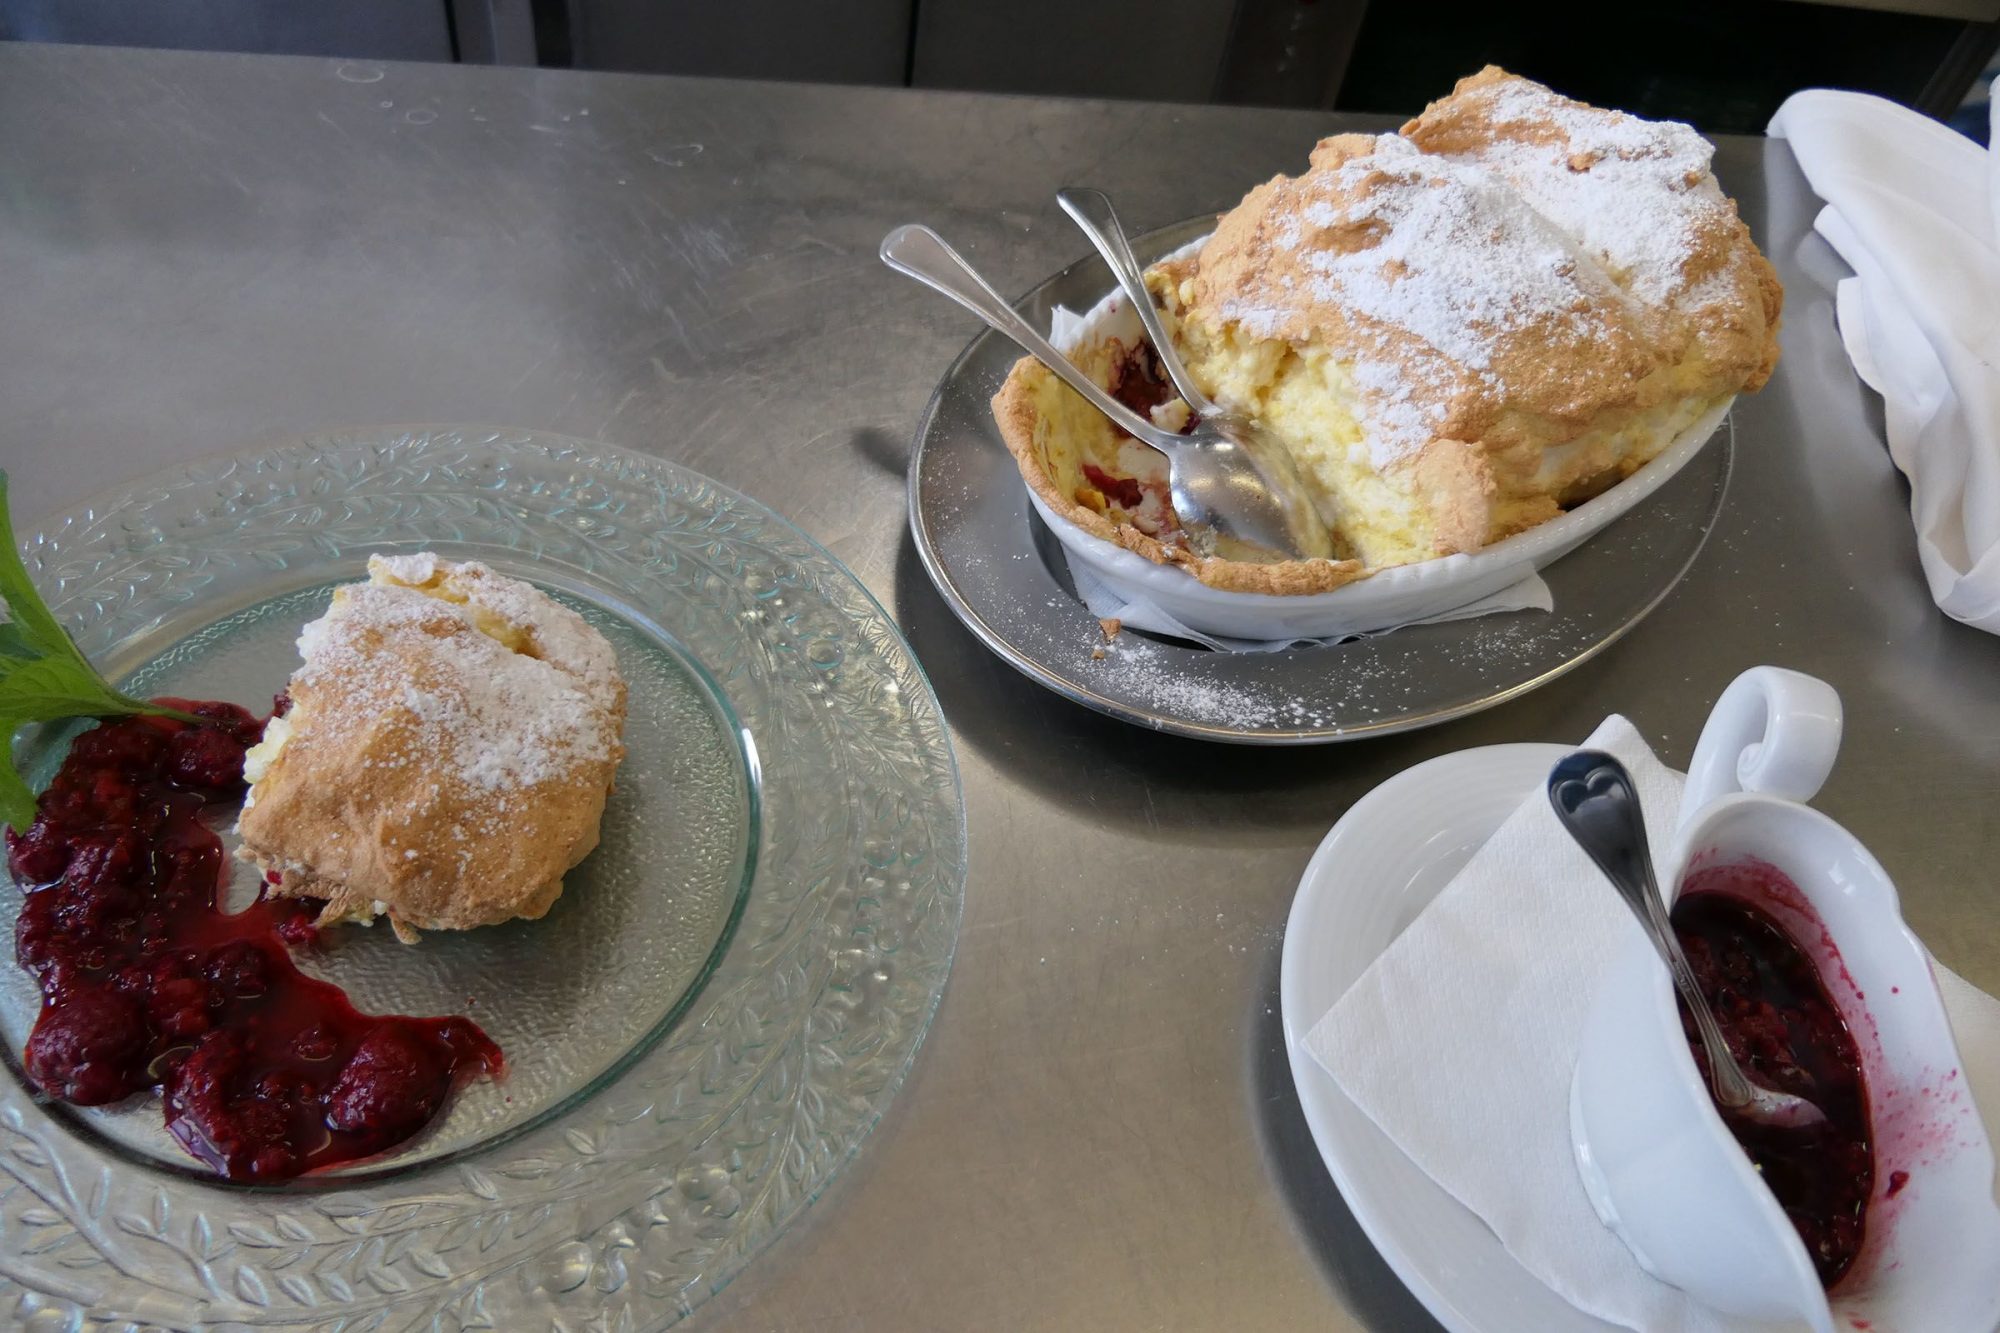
0 427 966 1333
3 575 764 1192
16 422 960 830
904 217 1735 744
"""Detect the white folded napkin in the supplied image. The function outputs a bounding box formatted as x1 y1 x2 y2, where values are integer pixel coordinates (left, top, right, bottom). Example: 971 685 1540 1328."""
1303 715 2000 1332
1062 554 1552 652
1768 92 2000 633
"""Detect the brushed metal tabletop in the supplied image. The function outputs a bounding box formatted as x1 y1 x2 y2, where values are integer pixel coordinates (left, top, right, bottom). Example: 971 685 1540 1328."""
3 43 1996 1333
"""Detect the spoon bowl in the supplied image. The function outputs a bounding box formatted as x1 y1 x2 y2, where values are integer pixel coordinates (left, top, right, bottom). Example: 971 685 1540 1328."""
880 222 1334 563
1054 189 1334 563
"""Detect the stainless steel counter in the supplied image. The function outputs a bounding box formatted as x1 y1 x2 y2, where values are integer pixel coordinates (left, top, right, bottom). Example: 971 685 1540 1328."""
3 42 1996 1333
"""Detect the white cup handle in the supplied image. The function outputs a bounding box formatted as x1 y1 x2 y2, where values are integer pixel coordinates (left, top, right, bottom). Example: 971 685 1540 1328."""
1679 667 1844 832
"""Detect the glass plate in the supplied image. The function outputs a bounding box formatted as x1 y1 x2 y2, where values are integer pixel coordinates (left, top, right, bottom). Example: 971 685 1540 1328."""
907 216 1734 743
0 427 965 1330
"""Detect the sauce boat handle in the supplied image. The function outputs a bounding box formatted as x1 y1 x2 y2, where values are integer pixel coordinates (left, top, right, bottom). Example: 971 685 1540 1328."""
1680 666 1844 832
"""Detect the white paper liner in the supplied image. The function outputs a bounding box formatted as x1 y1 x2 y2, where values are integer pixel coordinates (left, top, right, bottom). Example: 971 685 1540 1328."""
1029 240 1729 646
1067 557 1551 653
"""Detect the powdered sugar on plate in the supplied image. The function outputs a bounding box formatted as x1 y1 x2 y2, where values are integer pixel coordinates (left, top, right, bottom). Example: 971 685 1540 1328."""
1083 616 1568 733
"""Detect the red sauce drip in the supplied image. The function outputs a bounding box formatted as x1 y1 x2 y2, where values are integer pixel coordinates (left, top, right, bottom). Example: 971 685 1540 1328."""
1106 339 1178 422
6 701 501 1180
1075 340 1198 540
1673 887 1872 1289
1082 463 1145 510
1884 1169 1909 1199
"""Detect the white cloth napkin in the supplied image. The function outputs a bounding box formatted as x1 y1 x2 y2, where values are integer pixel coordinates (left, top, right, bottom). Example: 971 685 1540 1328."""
1063 554 1552 652
1303 715 2000 1333
1768 92 2000 634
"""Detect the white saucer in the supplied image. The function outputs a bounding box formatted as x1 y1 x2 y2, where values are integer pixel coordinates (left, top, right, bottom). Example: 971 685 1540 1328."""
1279 743 1621 1333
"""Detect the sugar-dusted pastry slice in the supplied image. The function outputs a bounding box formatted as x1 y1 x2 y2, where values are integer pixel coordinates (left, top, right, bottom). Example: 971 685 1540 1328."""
236 554 627 943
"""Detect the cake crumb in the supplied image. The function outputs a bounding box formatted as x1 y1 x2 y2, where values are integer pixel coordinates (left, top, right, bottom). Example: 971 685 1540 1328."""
1099 617 1123 642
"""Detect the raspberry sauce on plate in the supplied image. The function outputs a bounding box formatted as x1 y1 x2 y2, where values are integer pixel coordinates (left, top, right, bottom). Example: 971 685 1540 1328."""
6 701 500 1180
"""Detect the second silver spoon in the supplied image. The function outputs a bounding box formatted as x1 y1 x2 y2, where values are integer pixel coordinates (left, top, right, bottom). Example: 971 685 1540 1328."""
1054 187 1334 565
880 223 1334 563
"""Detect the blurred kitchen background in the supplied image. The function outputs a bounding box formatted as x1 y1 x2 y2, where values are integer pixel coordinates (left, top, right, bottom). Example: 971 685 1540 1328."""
3 0 1996 141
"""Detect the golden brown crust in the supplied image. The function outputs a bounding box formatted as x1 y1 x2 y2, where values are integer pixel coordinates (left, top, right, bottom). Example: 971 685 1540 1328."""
236 558 627 941
1406 441 1499 556
991 365 1140 557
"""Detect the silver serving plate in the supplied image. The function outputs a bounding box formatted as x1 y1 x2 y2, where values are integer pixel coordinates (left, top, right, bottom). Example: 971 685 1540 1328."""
905 216 1735 744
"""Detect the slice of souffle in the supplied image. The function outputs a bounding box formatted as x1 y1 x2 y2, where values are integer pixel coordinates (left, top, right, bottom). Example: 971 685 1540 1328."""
236 555 627 943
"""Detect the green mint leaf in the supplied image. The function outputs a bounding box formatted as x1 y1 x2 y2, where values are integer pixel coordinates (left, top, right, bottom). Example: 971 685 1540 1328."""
0 478 92 671
0 654 157 720
0 470 191 833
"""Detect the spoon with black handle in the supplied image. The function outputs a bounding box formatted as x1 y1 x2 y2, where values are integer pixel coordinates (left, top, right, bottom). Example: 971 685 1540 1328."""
1547 750 1826 1130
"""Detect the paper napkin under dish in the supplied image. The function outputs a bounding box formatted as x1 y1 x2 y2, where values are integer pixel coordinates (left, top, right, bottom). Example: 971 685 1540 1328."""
1768 91 2000 635
1303 715 2000 1333
1062 554 1552 653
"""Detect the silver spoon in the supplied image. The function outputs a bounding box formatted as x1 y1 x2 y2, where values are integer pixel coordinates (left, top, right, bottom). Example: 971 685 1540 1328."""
1547 750 1828 1130
879 223 1335 563
1055 187 1330 554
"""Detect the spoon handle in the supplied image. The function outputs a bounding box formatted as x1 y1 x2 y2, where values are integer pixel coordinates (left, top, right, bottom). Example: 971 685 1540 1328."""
880 225 1176 451
1054 188 1217 417
1547 752 1760 1112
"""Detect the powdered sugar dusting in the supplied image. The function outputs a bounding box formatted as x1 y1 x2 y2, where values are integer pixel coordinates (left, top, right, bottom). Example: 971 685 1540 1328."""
288 567 621 796
1438 79 1723 308
366 554 623 711
1290 139 1610 375
1216 134 1646 467
371 551 443 584
1098 638 1331 728
1085 613 1567 731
